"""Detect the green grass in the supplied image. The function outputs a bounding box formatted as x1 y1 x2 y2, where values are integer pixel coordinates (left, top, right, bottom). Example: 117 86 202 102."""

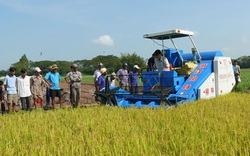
236 68 250 92
61 75 94 83
0 92 250 155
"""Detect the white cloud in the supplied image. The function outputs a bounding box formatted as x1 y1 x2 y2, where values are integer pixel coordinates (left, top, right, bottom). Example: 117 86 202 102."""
92 35 115 47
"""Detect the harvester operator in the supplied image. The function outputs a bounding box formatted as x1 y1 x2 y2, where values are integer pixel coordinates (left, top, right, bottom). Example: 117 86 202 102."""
153 49 170 71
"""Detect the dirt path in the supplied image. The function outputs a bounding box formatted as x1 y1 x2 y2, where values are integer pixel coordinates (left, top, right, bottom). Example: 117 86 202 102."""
60 82 97 106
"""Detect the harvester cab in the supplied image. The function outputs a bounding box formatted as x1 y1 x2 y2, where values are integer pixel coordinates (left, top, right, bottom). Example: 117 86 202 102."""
96 29 236 108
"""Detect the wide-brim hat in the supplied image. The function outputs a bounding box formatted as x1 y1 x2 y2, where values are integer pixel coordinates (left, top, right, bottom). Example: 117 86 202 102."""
100 68 107 74
51 64 58 70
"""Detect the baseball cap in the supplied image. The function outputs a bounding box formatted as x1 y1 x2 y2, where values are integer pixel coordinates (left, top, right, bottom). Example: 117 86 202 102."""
122 62 128 66
111 72 117 78
72 64 78 68
133 65 140 69
35 67 41 72
98 63 103 66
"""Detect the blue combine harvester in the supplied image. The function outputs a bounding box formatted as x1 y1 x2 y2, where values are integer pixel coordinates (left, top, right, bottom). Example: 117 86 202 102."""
95 29 235 108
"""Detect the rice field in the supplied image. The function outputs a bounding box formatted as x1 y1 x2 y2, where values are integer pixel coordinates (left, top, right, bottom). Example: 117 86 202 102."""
0 92 250 155
0 69 249 155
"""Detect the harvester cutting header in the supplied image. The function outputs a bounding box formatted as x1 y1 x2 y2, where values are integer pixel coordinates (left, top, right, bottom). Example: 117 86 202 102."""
96 29 236 108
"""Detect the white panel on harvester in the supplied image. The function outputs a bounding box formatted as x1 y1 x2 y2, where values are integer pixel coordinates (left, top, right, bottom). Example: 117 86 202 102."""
213 57 235 96
198 73 216 99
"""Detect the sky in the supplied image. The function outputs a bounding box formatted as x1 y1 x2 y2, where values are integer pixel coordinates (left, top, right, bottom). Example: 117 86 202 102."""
0 0 250 70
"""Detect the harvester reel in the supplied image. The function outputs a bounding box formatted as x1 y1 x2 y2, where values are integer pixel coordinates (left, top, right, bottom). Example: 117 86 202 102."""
152 86 175 106
95 76 120 106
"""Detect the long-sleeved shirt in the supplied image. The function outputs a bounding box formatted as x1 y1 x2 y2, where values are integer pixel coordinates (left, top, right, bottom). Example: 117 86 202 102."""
97 75 106 90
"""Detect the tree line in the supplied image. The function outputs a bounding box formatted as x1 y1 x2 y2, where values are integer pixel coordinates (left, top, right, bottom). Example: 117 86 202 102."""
0 53 147 76
0 54 249 77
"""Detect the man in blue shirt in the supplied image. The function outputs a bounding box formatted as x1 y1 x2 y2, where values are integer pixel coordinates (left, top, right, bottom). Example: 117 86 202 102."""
44 64 62 109
4 67 18 112
97 68 107 91
128 65 140 94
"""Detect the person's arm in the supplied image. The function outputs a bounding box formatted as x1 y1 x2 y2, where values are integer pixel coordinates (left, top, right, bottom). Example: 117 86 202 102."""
79 72 82 81
65 73 70 84
128 73 131 85
1 87 4 103
238 66 241 76
43 74 53 86
164 57 170 69
58 74 61 88
30 76 33 91
96 77 101 91
4 77 7 91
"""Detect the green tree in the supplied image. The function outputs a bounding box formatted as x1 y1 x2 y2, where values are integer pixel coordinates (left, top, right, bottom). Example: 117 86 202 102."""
0 70 8 77
12 54 30 75
120 52 147 71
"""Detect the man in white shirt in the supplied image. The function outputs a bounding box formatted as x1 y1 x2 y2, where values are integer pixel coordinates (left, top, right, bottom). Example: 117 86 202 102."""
93 63 103 91
108 72 117 86
153 49 170 71
17 68 32 111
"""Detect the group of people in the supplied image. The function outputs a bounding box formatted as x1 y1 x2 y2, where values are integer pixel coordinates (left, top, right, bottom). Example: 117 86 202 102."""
0 60 143 113
93 62 140 95
0 49 241 113
0 49 172 113
0 63 83 113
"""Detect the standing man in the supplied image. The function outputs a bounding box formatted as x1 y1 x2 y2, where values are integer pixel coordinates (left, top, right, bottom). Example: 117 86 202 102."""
17 69 32 111
147 53 156 71
4 67 18 112
65 64 82 108
45 66 52 107
153 49 170 71
128 65 140 94
108 72 117 87
44 64 62 109
0 80 6 114
117 63 129 90
93 63 103 91
233 60 241 87
97 68 107 91
30 67 44 109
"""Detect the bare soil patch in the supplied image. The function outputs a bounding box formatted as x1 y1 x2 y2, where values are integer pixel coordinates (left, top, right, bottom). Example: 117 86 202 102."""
60 82 97 106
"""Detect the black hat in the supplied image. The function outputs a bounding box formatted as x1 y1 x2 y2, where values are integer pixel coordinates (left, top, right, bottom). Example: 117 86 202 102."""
9 67 16 72
21 68 27 73
154 49 162 55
